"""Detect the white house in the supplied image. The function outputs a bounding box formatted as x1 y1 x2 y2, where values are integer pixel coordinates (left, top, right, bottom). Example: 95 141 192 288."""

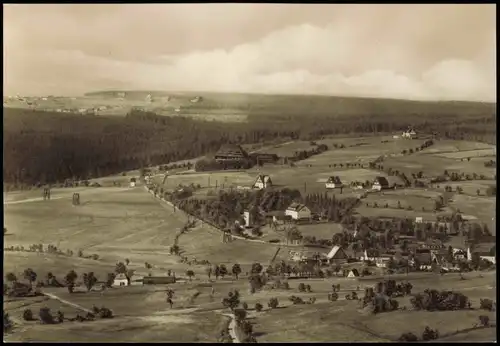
113 273 129 287
285 203 311 220
129 178 137 188
415 217 423 223
242 206 259 228
253 175 272 190
372 176 390 191
402 129 417 139
174 107 181 112
325 176 343 189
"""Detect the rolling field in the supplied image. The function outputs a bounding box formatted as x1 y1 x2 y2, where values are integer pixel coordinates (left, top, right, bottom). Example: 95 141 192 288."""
302 137 428 166
252 272 496 342
449 194 496 232
362 190 437 211
382 153 495 178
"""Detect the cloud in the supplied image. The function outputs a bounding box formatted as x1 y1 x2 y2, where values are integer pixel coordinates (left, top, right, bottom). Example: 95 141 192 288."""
3 5 496 102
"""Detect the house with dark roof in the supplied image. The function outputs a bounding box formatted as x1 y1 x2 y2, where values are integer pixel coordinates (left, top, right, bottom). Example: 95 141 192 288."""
372 176 390 191
253 175 272 189
326 245 349 264
285 203 311 220
215 144 249 162
325 176 343 189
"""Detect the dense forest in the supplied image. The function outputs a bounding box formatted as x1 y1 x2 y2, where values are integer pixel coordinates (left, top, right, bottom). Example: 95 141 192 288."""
3 96 496 186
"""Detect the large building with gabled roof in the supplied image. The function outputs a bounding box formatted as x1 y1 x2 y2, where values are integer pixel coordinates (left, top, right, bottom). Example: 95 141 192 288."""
215 144 249 163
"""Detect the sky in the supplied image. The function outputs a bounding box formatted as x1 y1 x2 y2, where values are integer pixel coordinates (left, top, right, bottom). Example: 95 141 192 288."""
3 4 496 101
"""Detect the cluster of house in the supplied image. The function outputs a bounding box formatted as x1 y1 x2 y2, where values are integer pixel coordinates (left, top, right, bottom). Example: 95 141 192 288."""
112 273 176 287
393 128 417 139
287 237 495 274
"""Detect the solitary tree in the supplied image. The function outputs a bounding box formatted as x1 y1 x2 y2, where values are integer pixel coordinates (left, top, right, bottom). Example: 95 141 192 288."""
23 268 37 289
64 270 78 293
232 264 242 280
83 272 98 291
186 270 195 281
205 266 213 280
5 272 17 283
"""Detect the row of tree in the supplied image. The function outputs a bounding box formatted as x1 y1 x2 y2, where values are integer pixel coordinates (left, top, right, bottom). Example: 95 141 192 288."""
4 101 495 186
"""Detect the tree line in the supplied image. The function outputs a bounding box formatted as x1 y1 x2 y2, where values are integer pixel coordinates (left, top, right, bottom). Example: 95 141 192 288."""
4 101 495 187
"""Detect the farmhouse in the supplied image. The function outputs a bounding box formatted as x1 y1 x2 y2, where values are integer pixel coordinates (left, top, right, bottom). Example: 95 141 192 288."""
113 273 129 287
372 176 405 190
325 176 343 189
372 176 390 191
285 203 311 220
289 250 326 264
215 144 249 163
346 269 360 278
326 245 349 264
402 129 417 139
253 175 272 190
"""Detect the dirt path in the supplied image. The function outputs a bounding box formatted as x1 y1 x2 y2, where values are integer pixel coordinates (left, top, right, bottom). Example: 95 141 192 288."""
42 292 93 314
221 312 241 343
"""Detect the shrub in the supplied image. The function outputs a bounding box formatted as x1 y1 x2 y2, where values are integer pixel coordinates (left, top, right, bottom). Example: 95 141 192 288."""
98 307 114 319
421 327 439 341
298 283 306 292
39 307 54 324
242 302 248 310
480 298 495 311
254 303 263 312
398 332 419 342
233 308 247 322
268 298 279 309
23 309 34 321
479 315 490 327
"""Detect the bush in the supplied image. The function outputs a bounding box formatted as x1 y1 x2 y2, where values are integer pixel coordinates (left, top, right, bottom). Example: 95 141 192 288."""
254 303 263 312
234 308 247 322
23 309 34 321
410 290 469 311
242 302 248 310
480 298 495 311
479 315 490 327
39 307 54 324
268 298 279 309
298 283 306 292
398 332 419 342
98 307 114 319
421 326 439 341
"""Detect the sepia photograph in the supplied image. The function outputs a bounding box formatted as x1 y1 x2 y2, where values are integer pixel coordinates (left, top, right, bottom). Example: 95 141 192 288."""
3 3 496 343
